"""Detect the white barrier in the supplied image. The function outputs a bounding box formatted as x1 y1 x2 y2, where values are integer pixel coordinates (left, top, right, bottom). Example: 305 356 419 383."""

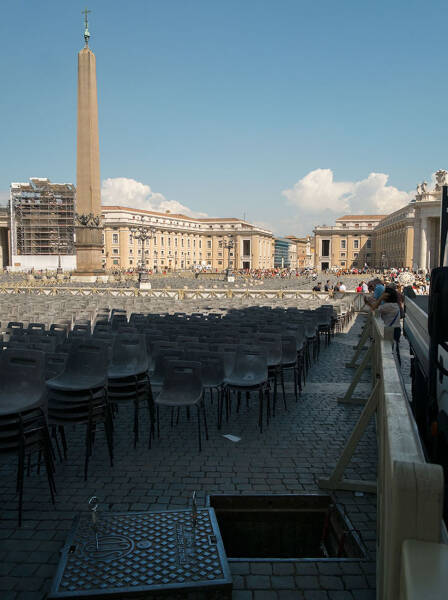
319 313 445 600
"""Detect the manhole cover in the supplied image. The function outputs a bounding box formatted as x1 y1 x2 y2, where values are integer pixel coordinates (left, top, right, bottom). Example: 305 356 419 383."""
49 509 232 598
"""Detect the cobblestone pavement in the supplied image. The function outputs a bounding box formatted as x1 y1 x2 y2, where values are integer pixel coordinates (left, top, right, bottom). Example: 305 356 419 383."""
0 314 377 600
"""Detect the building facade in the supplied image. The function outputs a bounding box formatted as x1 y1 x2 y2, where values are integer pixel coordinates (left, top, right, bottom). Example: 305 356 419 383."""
9 178 76 271
372 204 415 269
314 215 384 271
102 206 274 272
285 235 314 269
273 238 296 268
411 170 448 271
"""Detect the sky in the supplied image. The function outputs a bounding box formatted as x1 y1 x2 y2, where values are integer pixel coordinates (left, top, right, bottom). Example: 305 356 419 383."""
1 0 447 235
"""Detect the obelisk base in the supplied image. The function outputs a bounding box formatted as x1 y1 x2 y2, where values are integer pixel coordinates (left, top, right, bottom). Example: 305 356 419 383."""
73 225 107 282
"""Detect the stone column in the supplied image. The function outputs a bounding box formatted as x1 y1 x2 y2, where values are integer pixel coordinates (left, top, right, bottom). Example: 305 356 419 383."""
419 217 428 271
73 45 104 279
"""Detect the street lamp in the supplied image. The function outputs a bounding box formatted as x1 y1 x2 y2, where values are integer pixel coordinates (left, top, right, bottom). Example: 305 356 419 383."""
219 235 235 279
130 216 156 286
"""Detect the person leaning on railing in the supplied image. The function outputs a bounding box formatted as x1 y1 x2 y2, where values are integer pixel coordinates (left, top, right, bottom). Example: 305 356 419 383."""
368 285 402 364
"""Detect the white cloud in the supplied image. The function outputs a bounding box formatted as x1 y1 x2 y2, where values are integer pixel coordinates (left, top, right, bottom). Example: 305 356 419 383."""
101 177 207 217
282 168 411 218
282 169 353 214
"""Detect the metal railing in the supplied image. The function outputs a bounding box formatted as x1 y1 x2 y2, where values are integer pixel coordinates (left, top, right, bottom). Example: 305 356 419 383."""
319 312 446 599
0 286 362 301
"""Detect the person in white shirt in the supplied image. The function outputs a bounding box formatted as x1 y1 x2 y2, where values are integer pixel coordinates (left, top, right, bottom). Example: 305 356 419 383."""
338 282 347 292
361 281 368 293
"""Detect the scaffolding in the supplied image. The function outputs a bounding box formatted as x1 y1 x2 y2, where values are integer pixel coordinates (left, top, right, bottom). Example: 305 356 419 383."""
10 178 75 256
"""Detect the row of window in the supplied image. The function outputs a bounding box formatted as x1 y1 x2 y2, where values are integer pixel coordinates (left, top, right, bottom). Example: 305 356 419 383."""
109 258 220 266
340 223 374 228
110 248 233 257
110 234 254 253
111 233 210 249
339 239 371 250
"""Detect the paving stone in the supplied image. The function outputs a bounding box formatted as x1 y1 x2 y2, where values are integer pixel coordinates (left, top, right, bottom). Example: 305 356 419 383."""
0 563 15 576
250 563 273 575
351 591 375 600
246 576 272 590
36 564 57 578
272 563 295 575
328 592 354 600
233 575 246 589
10 564 40 577
317 563 341 575
0 592 17 600
11 576 42 592
359 562 376 574
303 592 329 600
342 575 368 589
18 594 46 600
231 562 251 575
278 591 304 600
295 576 320 590
295 564 318 576
0 577 18 591
339 562 363 575
233 591 253 600
318 576 344 590
254 592 278 600
270 576 296 589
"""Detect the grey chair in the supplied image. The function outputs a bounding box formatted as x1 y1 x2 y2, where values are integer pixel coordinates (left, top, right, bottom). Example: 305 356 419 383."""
224 346 269 432
46 342 112 480
0 349 55 525
155 360 206 451
107 334 152 448
256 333 285 414
188 351 226 428
280 335 300 402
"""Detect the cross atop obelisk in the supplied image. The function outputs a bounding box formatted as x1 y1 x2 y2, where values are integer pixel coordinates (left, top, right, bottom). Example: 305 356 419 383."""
73 8 104 280
82 8 91 46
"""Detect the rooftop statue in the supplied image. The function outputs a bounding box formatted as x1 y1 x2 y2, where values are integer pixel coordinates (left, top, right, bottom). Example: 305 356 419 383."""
434 169 448 190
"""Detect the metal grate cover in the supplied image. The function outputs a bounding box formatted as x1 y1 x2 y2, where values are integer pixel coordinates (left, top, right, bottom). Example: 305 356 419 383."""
49 509 232 599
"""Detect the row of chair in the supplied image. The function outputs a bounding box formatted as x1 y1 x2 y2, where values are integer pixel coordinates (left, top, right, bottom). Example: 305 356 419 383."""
0 301 356 525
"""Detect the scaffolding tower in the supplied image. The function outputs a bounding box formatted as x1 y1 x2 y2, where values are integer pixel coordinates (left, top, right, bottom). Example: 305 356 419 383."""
10 178 75 256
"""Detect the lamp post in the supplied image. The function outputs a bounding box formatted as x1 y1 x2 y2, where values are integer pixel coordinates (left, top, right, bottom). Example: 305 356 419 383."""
219 235 235 280
130 216 156 287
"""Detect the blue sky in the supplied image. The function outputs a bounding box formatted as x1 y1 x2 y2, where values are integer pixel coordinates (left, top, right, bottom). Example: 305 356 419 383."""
1 0 446 234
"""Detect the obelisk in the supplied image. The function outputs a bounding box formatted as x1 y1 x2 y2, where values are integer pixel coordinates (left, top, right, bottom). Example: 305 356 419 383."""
73 9 104 281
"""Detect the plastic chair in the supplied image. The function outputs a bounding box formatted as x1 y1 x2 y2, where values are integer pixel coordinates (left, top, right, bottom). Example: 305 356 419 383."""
256 333 285 413
27 323 46 334
224 346 269 432
108 334 152 448
280 335 300 402
46 342 112 480
0 349 55 525
188 351 226 429
155 360 206 451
